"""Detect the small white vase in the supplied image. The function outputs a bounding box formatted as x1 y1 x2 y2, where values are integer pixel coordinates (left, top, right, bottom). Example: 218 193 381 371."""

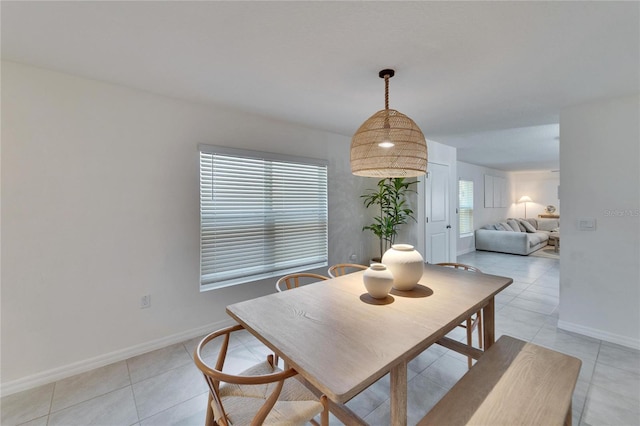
381 244 424 291
363 263 394 299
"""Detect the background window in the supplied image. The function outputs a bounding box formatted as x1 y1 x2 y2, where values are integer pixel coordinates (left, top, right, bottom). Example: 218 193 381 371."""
459 179 474 236
199 145 328 290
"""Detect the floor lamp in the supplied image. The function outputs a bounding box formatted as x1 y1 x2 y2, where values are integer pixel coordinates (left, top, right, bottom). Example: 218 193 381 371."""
518 195 532 218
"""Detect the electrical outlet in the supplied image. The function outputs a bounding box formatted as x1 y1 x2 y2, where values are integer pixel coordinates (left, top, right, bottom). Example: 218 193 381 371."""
140 295 151 309
349 253 357 262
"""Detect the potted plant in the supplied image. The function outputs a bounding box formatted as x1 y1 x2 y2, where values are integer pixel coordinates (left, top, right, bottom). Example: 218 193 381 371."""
361 177 417 261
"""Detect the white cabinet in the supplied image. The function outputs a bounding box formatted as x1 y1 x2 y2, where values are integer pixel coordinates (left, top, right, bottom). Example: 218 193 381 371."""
484 175 507 208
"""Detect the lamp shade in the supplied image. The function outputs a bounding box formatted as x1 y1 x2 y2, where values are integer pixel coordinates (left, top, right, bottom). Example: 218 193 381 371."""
351 109 427 177
350 69 428 178
518 195 532 203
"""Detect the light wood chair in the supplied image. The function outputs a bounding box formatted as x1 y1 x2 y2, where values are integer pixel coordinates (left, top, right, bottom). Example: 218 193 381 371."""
436 262 483 369
275 273 328 292
327 263 368 278
194 324 328 426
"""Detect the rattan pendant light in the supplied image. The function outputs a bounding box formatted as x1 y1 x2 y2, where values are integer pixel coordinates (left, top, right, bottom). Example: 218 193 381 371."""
351 69 428 177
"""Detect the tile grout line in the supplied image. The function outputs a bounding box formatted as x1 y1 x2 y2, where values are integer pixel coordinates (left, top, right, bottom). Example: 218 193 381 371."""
578 341 602 424
125 356 141 425
136 391 209 424
45 382 56 425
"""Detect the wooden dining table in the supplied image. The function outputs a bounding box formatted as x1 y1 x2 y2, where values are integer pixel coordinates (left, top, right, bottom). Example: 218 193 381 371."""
226 263 512 425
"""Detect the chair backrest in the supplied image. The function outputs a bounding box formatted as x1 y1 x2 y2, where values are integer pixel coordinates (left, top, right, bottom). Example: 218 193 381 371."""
193 324 299 426
327 263 368 278
436 262 482 273
275 273 329 292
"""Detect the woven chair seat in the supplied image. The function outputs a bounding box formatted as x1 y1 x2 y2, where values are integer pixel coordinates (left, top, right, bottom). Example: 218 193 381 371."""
216 361 324 425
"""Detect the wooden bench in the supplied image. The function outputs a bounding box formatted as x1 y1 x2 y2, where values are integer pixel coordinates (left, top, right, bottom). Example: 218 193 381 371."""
419 335 582 426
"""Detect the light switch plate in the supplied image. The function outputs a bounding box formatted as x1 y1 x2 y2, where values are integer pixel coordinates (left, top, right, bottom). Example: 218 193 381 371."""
577 217 596 231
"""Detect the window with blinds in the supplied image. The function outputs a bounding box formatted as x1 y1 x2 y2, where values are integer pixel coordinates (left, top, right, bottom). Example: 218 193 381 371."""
199 145 328 290
459 180 474 237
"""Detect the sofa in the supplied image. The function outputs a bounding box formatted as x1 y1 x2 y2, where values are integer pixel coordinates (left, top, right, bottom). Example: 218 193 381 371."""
475 218 560 255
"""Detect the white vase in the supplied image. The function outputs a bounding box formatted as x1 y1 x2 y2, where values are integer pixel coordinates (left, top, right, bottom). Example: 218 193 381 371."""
363 263 394 299
381 244 424 291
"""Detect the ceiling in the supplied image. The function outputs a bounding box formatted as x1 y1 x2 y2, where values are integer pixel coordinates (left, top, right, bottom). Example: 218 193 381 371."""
2 1 638 171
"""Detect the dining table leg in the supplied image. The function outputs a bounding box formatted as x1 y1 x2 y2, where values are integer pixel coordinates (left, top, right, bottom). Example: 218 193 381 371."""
483 297 496 349
390 361 408 426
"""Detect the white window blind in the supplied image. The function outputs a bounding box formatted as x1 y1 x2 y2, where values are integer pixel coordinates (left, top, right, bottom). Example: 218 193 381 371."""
459 180 474 236
199 145 328 290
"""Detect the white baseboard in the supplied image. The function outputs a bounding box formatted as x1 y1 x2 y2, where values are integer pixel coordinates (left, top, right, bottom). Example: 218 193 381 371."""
1 318 236 397
558 320 640 350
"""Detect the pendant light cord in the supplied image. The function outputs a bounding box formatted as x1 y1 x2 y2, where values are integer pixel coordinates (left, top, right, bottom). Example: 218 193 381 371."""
384 74 390 110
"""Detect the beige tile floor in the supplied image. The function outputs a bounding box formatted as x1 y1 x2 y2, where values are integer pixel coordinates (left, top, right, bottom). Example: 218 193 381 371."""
2 251 640 425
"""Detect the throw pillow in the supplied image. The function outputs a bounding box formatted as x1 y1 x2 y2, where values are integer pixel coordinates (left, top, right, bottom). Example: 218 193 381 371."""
499 221 513 231
507 219 523 232
520 219 537 233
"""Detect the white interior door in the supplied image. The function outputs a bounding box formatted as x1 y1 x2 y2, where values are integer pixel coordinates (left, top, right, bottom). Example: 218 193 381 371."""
425 162 450 264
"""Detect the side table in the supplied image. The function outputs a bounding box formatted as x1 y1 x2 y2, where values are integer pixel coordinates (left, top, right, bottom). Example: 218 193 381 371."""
549 233 560 253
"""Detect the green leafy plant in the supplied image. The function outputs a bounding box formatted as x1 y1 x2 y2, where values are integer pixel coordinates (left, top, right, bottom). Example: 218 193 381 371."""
361 177 417 260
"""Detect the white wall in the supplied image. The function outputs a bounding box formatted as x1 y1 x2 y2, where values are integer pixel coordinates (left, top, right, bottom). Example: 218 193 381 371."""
558 94 640 349
456 162 512 255
1 61 371 392
509 171 560 218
